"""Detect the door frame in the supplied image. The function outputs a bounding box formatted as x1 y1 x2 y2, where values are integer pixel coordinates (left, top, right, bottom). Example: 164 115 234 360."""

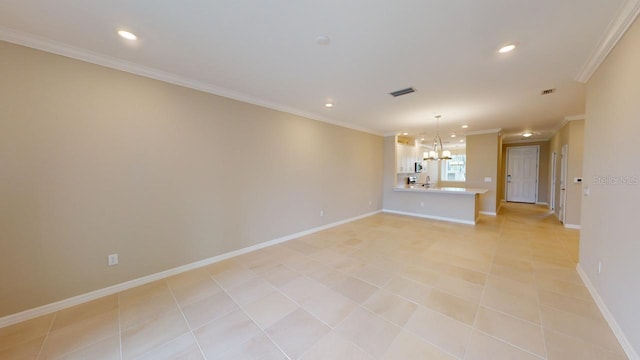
505 145 540 203
550 151 556 211
559 144 569 223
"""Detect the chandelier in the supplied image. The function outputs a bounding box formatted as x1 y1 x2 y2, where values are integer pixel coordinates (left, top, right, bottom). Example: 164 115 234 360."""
423 115 452 161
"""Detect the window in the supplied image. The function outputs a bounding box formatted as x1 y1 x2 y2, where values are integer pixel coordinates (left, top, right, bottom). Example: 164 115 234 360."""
440 154 466 182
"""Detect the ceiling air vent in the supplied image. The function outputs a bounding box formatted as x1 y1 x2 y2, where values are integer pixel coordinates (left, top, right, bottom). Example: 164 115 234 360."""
541 88 556 95
390 87 416 97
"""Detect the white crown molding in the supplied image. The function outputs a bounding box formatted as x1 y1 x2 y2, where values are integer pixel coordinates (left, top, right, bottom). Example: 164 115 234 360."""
575 0 640 83
0 210 382 328
553 119 569 134
464 128 503 136
565 114 586 122
577 264 640 360
548 113 586 137
0 26 382 137
503 138 551 144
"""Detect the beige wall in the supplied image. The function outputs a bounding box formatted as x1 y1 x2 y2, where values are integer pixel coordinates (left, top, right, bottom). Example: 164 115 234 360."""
582 16 640 355
500 141 550 204
465 133 500 213
0 41 383 317
549 120 584 225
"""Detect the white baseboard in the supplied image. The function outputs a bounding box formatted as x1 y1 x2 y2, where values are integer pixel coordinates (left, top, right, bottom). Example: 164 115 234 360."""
0 210 382 328
382 209 475 225
479 211 497 216
576 264 639 360
564 223 581 229
536 202 549 206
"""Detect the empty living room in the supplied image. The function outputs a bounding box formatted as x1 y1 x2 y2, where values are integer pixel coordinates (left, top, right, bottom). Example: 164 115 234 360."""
1 1 639 359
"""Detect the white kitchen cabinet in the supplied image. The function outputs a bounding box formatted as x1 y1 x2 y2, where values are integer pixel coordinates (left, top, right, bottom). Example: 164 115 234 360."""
396 143 421 173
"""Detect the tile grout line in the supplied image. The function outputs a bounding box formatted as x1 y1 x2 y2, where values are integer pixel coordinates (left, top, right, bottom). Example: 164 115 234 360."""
534 285 550 360
472 328 546 360
165 282 209 360
35 312 56 360
117 293 123 360
533 227 569 360
208 274 293 360
462 215 503 360
241 252 400 360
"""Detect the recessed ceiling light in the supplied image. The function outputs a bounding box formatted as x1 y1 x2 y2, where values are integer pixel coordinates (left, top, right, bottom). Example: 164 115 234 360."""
461 124 469 129
498 44 516 53
117 30 137 40
316 35 331 45
522 132 533 138
460 139 465 143
324 102 334 108
402 132 409 136
451 134 457 138
420 138 425 141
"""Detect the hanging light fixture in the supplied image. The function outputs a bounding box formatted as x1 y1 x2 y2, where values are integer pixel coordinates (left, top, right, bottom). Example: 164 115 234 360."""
424 115 452 160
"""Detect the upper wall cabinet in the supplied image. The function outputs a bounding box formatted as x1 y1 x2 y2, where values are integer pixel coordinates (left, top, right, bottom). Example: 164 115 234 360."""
396 136 422 174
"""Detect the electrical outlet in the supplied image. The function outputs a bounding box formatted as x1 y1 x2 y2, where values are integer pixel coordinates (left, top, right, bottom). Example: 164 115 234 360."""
108 254 119 266
320 210 324 217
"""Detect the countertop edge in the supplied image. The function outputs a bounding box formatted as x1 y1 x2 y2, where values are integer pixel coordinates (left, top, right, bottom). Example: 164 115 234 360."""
393 186 489 195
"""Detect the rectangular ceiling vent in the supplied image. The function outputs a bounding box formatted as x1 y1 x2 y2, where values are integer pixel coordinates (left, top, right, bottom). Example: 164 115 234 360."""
541 88 556 95
390 87 416 97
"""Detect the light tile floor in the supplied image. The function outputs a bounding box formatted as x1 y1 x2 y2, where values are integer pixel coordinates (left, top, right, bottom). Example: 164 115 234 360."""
0 203 628 359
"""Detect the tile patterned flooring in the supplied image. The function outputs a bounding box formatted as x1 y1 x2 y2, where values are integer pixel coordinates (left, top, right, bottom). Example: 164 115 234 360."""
0 203 628 359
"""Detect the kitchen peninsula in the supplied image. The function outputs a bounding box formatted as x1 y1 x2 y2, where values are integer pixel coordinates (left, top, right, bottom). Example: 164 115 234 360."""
389 185 488 224
383 135 491 225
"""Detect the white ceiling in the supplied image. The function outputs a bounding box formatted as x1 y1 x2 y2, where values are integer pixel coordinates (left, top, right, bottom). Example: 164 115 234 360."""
0 0 634 142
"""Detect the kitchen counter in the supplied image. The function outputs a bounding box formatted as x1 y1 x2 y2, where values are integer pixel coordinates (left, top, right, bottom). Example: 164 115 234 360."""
394 185 488 195
385 185 489 225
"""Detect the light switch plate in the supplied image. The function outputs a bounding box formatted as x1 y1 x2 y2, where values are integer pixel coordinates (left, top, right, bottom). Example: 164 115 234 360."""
484 177 492 182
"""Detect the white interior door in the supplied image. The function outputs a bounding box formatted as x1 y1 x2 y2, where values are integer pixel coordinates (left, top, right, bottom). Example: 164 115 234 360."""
506 146 539 203
558 144 569 223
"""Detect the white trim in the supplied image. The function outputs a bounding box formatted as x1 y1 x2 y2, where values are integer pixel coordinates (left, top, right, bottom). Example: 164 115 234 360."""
551 119 569 135
549 114 584 137
576 264 640 360
575 0 640 83
382 209 476 225
502 138 551 145
479 211 497 216
0 210 381 328
536 202 549 206
464 128 502 136
0 26 381 137
565 114 586 122
564 223 581 229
